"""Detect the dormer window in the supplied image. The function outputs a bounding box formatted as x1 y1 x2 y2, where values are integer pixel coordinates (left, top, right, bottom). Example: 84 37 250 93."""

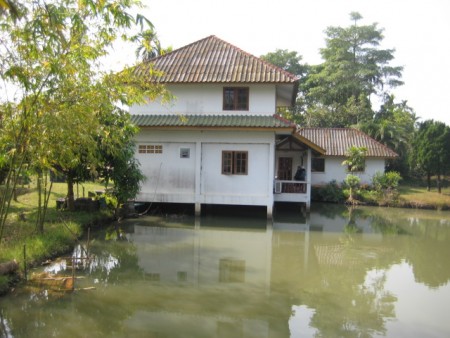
223 87 249 111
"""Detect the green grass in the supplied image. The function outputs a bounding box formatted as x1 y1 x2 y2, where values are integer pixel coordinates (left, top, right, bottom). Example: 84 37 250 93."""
398 185 450 209
0 180 113 294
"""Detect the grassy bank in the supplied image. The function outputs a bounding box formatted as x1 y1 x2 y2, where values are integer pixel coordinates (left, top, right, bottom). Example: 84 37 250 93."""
0 181 112 295
398 185 450 210
312 177 450 210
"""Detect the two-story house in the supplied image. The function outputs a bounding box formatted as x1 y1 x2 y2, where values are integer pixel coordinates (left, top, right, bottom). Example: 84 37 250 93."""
129 35 325 218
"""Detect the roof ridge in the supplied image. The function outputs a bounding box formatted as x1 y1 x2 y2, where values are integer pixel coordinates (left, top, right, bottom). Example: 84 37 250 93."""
136 35 299 84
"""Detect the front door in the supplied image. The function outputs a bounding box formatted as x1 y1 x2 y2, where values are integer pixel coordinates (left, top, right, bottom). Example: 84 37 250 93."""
278 157 292 180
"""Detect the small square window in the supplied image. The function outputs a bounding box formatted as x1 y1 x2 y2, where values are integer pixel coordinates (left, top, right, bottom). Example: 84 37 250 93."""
180 148 190 159
312 158 325 172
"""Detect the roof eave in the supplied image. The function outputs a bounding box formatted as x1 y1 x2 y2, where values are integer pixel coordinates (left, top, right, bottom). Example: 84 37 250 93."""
292 133 326 154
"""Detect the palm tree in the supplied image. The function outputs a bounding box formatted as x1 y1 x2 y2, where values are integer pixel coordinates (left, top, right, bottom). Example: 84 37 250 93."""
134 29 168 61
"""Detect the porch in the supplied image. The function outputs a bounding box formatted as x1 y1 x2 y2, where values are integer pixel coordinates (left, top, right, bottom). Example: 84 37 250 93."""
273 180 310 205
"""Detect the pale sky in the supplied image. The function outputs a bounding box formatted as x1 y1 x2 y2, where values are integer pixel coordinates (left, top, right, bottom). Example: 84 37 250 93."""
114 0 450 125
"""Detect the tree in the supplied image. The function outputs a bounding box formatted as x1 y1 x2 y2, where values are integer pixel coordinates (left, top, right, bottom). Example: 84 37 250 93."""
0 0 168 239
96 106 145 217
260 49 310 123
411 120 450 192
342 146 367 173
360 94 417 176
133 28 172 61
304 12 403 127
260 49 307 77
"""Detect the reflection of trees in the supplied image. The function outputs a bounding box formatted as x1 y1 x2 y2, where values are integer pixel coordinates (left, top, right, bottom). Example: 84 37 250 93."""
301 247 396 337
404 218 450 288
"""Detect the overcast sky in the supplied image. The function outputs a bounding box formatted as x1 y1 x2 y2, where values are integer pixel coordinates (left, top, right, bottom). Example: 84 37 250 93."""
115 0 450 125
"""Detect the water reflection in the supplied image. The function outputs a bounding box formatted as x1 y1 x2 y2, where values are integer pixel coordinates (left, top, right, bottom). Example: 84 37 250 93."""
1 204 450 337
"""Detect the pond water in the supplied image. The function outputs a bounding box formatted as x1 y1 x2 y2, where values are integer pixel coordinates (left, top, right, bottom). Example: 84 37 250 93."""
1 203 450 338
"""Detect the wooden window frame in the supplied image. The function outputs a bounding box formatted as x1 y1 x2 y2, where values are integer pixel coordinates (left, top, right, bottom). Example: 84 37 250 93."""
223 87 249 111
222 151 248 175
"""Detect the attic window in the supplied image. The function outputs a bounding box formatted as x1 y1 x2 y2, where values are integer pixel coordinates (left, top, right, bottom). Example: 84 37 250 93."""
223 87 249 111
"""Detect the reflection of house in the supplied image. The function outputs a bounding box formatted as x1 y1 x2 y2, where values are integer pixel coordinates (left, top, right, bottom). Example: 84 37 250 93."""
130 36 397 217
126 221 276 337
298 128 398 185
130 221 272 289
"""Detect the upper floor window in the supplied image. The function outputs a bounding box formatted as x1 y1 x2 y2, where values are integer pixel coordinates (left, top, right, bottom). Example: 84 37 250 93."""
223 87 249 111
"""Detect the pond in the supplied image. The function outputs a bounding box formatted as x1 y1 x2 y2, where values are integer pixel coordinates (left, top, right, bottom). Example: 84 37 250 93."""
1 203 450 337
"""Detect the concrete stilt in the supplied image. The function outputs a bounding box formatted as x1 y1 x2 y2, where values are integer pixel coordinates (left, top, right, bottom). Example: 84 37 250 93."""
195 203 201 217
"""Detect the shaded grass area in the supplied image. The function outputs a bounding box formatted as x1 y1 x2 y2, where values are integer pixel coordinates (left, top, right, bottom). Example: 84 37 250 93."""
398 185 450 210
0 181 113 295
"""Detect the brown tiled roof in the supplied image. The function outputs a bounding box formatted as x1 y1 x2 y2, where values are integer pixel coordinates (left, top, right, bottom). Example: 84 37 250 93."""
297 128 398 158
131 114 296 129
133 35 298 84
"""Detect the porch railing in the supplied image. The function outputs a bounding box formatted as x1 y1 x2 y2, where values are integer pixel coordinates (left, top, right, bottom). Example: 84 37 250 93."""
274 180 307 194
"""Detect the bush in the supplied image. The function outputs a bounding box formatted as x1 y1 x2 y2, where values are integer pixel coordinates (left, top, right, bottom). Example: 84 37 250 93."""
313 180 346 203
372 171 402 192
371 171 402 206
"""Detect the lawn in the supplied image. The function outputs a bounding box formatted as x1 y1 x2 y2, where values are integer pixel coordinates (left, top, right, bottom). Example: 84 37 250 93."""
0 180 111 270
398 184 450 210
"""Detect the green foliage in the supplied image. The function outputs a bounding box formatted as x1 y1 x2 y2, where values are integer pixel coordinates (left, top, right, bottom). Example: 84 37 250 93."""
312 180 346 203
371 171 402 206
344 174 361 202
343 146 367 172
360 94 417 176
132 28 172 61
372 171 402 192
300 12 403 128
0 275 9 295
260 49 307 77
344 174 361 189
0 0 169 239
410 120 450 191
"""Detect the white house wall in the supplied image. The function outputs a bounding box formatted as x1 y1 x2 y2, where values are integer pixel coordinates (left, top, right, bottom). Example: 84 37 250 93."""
311 157 386 186
135 129 275 208
130 84 277 115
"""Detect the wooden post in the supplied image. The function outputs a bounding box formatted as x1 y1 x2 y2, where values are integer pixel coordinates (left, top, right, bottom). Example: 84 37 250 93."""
23 244 27 280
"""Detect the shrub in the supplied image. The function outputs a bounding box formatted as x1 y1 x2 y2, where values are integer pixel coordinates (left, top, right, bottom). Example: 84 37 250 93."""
371 171 402 206
313 180 346 203
372 171 402 192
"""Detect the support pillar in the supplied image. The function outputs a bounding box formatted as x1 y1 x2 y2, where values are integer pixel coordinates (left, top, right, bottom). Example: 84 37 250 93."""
195 203 201 217
267 204 273 220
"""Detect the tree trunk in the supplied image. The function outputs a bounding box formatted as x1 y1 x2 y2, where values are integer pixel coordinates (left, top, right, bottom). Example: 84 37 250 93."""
437 173 442 194
67 174 75 211
427 173 431 191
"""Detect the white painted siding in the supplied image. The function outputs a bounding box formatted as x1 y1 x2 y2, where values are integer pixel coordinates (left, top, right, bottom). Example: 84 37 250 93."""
311 157 386 186
130 84 276 115
135 129 275 208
